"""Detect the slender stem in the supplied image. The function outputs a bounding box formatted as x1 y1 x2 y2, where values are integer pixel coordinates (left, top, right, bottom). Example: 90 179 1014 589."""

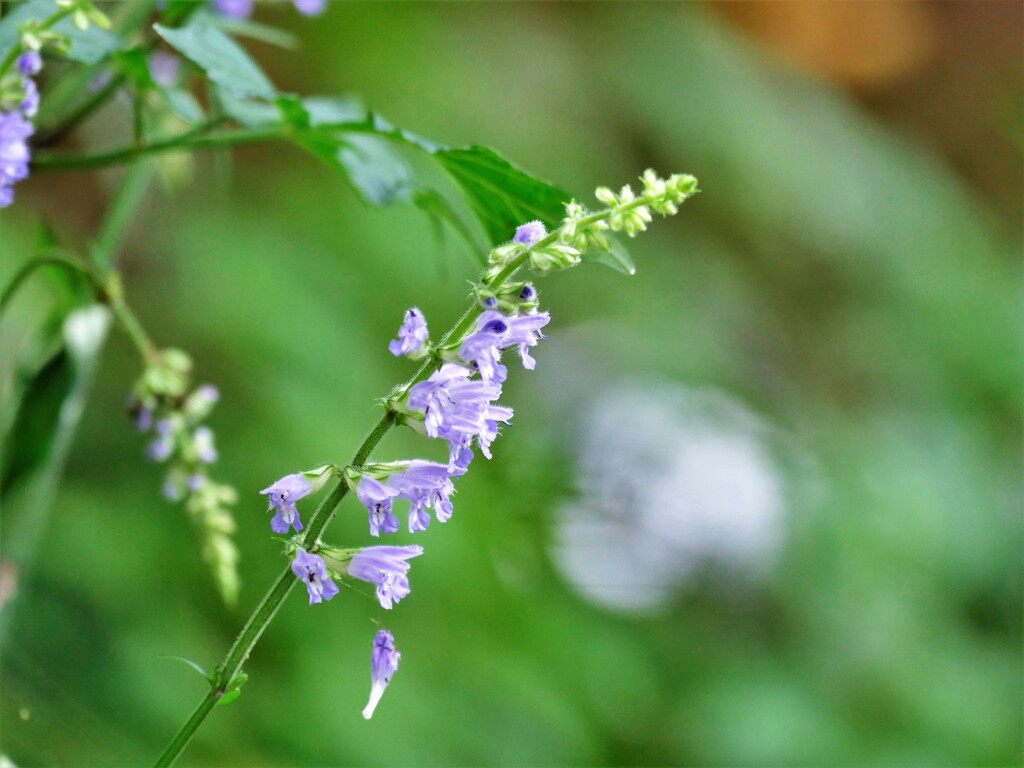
106 282 158 363
91 162 153 271
32 126 291 171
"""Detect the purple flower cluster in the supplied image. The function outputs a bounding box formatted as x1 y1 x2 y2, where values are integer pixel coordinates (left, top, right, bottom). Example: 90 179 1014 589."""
212 0 325 18
0 52 44 208
135 382 223 502
274 220 551 718
356 460 454 536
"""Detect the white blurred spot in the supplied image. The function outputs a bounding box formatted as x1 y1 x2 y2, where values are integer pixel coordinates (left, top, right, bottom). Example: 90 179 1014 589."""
553 383 786 613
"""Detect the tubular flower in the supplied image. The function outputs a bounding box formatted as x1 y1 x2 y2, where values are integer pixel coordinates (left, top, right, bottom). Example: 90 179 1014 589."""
362 630 400 719
261 473 312 534
291 548 339 605
388 308 429 358
347 545 423 609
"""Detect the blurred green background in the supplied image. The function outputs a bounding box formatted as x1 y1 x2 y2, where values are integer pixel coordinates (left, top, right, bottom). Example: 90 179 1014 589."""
1 2 1021 765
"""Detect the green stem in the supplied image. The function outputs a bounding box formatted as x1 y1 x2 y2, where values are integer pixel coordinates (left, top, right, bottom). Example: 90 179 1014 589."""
154 413 396 768
91 161 153 271
33 126 290 171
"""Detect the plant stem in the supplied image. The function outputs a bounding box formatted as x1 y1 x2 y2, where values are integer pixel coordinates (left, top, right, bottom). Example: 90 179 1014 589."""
33 126 291 171
152 193 666 766
153 413 396 768
91 161 153 271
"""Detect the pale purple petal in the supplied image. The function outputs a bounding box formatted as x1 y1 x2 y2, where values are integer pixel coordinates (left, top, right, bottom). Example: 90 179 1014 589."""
291 548 338 605
363 630 400 719
513 220 546 246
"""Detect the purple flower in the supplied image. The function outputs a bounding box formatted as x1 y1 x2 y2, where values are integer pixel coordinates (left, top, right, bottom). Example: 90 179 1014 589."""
407 364 509 470
293 0 326 15
261 473 312 534
17 52 42 77
162 478 183 501
363 630 400 719
212 0 253 18
357 476 400 537
195 384 220 403
459 317 508 384
20 79 39 118
147 419 174 462
387 461 455 532
148 51 180 87
134 405 153 432
477 404 513 460
193 426 217 464
503 312 550 370
187 473 205 491
0 111 33 208
347 545 423 609
458 311 550 380
513 220 547 246
519 284 536 301
291 548 339 605
388 308 429 358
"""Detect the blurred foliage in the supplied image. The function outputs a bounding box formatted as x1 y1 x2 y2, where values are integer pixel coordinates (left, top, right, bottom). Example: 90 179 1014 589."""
0 3 1020 766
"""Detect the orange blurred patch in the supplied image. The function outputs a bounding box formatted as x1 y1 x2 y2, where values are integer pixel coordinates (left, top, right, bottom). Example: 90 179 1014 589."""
711 1 939 88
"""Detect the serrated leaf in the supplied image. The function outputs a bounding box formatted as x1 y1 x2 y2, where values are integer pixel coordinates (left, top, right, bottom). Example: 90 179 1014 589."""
435 146 570 247
155 18 275 100
335 134 415 205
157 655 210 682
581 234 637 275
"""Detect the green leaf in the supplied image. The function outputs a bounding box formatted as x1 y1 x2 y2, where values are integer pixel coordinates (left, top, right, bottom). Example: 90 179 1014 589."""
581 234 637 276
435 146 570 247
301 95 365 126
154 18 275 100
213 16 297 49
335 134 415 205
161 87 205 125
157 655 210 682
216 688 242 707
1 306 110 562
